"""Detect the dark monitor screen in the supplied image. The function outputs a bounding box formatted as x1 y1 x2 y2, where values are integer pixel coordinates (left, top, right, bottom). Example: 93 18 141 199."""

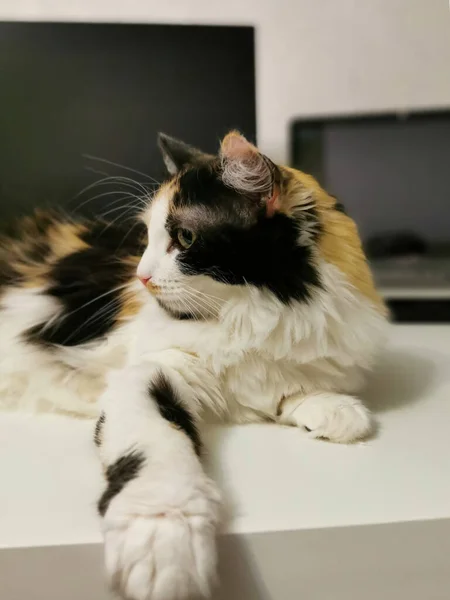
0 21 256 218
292 111 450 320
291 111 450 247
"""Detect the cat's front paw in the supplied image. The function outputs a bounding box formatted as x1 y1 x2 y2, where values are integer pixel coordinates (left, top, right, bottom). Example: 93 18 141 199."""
280 392 373 443
102 475 221 600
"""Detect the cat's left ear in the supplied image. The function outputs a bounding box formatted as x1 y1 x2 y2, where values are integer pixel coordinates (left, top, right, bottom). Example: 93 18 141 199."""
158 133 211 175
220 131 280 217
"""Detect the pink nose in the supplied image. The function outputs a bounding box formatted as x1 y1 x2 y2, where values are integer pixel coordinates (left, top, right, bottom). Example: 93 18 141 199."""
139 276 152 287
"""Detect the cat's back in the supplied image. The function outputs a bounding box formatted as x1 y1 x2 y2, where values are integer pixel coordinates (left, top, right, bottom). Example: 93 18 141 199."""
0 210 146 415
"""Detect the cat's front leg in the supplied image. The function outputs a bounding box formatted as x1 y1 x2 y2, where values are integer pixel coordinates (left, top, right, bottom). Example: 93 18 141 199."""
277 391 373 443
95 363 221 600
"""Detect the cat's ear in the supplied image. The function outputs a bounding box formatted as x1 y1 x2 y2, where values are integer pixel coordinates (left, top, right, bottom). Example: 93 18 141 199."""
220 131 280 217
157 133 210 175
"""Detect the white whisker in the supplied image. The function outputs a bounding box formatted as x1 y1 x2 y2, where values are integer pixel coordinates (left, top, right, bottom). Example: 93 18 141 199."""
100 201 142 219
183 291 222 314
116 220 144 252
83 154 161 184
74 174 152 200
75 190 139 213
85 174 151 197
56 283 131 323
183 285 224 307
180 288 217 318
98 207 140 235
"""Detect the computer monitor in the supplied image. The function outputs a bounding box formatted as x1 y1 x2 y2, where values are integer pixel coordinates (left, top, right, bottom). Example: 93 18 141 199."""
291 111 450 246
0 21 256 218
291 111 450 321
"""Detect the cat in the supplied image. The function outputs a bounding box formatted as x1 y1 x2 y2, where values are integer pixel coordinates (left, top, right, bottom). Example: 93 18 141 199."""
0 131 388 600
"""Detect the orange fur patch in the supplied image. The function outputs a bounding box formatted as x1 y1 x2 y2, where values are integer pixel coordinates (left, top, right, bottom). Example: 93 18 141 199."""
118 289 143 320
3 218 89 289
145 280 161 295
280 167 387 314
47 221 89 258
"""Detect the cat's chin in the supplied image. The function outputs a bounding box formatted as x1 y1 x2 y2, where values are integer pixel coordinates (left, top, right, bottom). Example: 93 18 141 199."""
155 297 207 321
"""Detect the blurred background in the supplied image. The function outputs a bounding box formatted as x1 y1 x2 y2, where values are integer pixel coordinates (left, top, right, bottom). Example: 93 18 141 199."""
1 0 450 321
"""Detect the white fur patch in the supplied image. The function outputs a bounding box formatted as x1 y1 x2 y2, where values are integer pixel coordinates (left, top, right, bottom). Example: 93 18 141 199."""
279 391 373 443
98 364 221 600
0 287 131 416
103 473 221 600
221 154 272 196
137 193 171 282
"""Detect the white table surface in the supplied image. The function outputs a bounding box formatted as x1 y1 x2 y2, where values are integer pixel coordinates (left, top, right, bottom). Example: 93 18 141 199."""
1 325 450 550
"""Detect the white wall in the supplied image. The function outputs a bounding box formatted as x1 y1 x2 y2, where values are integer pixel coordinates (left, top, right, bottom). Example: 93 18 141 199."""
2 0 450 162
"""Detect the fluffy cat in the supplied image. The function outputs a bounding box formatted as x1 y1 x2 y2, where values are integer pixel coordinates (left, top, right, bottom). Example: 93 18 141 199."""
0 131 387 600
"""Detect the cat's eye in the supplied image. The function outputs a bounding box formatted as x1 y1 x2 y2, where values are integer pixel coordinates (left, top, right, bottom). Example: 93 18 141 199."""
177 228 196 249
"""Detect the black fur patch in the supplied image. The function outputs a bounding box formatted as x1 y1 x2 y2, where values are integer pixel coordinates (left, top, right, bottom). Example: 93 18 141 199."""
169 164 321 304
26 221 146 347
329 195 346 215
0 213 53 291
97 450 145 516
149 373 201 455
81 221 146 256
175 162 250 214
94 412 106 447
0 260 20 290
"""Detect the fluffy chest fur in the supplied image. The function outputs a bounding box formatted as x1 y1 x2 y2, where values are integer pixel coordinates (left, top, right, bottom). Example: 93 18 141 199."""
0 131 387 422
0 255 385 420
130 261 386 423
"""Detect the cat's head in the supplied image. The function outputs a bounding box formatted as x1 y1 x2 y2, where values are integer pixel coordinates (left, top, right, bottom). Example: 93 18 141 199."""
137 131 377 319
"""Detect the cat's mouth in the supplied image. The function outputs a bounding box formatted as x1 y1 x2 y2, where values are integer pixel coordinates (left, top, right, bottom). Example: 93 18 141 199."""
146 283 188 310
137 276 161 295
144 280 161 295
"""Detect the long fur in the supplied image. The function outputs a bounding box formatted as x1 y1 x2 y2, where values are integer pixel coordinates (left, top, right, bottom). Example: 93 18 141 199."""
0 131 388 600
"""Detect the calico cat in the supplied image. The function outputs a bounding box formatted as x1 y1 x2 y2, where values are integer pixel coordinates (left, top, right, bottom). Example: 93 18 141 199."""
0 131 387 600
